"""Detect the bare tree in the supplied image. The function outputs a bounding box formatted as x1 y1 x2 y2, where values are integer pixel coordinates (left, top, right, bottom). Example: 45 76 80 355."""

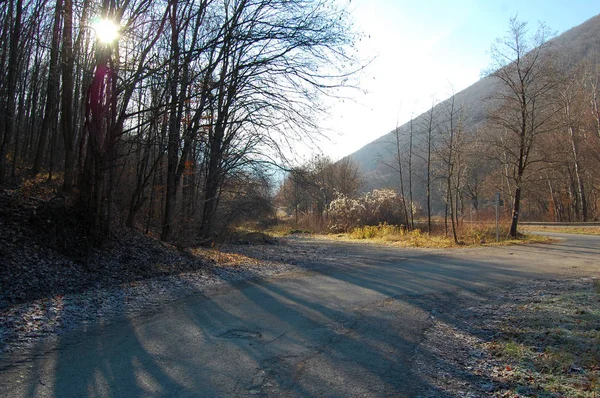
32 0 62 176
486 17 558 238
59 0 76 192
333 157 362 198
162 0 215 241
589 61 600 138
438 93 460 243
0 0 24 184
408 116 415 230
420 100 438 234
379 119 409 226
197 0 358 239
554 60 589 220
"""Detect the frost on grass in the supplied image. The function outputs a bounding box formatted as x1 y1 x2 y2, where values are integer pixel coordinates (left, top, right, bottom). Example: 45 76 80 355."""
481 278 600 397
415 278 600 397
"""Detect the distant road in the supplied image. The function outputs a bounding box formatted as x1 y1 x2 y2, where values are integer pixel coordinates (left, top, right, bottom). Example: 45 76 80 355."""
1 233 599 397
521 221 600 227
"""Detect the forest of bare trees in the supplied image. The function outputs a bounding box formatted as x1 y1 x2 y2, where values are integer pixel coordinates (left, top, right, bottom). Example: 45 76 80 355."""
0 0 359 244
339 17 600 239
2 2 600 244
484 18 600 233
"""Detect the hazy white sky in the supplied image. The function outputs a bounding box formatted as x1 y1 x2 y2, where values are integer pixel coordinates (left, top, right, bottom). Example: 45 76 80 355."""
313 0 599 161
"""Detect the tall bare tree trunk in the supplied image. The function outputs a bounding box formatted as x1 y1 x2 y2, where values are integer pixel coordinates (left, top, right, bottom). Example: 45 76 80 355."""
200 140 222 238
408 117 414 230
32 0 62 176
546 173 560 222
61 0 75 192
394 124 409 226
569 126 587 221
161 0 182 241
11 65 27 178
0 0 23 184
509 125 525 238
444 95 458 244
424 103 435 234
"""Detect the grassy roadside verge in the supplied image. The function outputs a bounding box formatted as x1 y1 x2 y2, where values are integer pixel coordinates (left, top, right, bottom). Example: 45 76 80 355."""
417 278 600 397
264 223 554 249
480 278 600 397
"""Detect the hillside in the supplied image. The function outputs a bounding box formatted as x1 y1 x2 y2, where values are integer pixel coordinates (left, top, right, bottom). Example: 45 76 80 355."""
347 14 600 198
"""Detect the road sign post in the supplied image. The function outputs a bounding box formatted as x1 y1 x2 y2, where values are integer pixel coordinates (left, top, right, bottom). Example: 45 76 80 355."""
495 192 500 242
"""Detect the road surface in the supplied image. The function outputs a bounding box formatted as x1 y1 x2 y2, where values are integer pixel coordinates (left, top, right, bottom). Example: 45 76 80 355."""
1 232 599 397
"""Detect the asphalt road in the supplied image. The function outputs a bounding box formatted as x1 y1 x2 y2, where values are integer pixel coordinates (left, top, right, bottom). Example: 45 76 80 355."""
1 232 599 397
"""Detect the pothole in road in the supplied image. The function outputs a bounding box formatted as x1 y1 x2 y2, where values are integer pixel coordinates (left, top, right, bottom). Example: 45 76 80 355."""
219 328 263 340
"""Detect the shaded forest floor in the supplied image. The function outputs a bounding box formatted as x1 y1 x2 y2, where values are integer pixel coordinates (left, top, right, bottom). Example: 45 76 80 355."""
0 187 213 306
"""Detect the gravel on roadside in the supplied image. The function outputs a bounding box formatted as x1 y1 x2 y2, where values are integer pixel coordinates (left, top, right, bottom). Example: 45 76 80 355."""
0 236 339 356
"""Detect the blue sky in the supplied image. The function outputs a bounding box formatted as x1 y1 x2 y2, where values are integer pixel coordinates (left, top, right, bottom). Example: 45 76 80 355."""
315 0 600 160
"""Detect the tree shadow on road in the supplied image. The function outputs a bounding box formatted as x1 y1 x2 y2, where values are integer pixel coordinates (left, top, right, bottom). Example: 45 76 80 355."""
2 236 599 397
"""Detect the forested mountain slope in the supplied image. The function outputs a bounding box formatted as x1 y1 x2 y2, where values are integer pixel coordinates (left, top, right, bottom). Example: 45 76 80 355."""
346 14 600 221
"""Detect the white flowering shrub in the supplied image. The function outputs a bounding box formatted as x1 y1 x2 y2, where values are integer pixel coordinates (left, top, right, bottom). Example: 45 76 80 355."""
328 193 364 232
362 189 405 226
328 189 406 232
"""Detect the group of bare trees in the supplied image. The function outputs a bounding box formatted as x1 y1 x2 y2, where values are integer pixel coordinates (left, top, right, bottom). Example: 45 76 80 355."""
274 16 600 240
378 93 468 242
381 17 600 238
485 18 600 236
276 154 414 232
489 53 600 229
276 156 362 230
0 0 358 243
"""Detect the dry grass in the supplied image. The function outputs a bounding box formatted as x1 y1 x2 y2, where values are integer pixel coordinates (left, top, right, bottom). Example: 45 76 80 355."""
323 223 553 249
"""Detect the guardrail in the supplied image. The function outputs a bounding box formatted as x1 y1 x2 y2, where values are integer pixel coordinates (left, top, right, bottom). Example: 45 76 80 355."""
520 222 600 227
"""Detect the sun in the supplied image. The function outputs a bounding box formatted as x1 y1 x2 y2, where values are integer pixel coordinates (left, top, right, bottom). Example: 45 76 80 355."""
93 19 119 44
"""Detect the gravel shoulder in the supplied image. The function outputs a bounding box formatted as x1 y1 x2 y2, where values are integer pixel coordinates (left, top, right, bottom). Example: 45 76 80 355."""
0 235 338 356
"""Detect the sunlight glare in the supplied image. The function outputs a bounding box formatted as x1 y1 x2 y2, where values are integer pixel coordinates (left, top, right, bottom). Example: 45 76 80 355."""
93 19 119 44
